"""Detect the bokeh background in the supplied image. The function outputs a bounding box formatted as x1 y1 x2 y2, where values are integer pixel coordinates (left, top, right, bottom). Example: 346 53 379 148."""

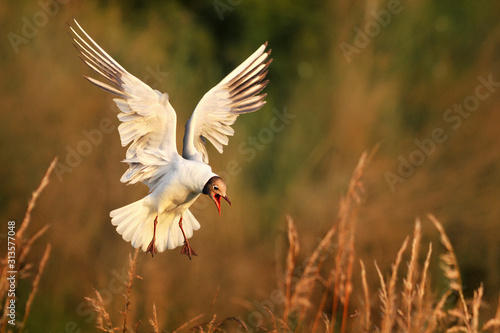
1 0 500 331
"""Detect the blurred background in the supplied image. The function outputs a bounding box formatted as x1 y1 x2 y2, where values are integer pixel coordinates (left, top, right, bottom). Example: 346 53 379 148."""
1 0 500 331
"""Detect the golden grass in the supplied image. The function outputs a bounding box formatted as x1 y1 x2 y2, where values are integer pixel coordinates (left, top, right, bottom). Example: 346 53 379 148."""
359 259 370 332
0 157 56 332
20 244 51 333
149 303 159 333
5 154 500 332
74 152 500 332
402 219 421 332
121 249 141 332
85 290 114 332
84 249 142 332
283 215 299 323
483 294 500 332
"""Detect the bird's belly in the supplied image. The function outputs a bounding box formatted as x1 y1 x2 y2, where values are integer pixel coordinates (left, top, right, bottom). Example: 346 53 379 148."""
156 187 200 214
147 159 209 215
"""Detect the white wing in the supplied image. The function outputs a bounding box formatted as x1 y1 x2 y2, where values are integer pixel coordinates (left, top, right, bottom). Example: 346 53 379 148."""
70 20 178 187
182 43 272 163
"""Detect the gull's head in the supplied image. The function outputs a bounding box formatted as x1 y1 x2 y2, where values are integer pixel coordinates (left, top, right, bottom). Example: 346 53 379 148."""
203 176 231 215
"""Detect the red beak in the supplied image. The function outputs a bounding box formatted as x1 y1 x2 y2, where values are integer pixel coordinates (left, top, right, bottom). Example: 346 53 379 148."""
213 194 231 215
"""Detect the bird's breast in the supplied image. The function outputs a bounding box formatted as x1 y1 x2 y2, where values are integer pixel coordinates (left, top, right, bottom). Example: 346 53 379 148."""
152 179 200 214
148 157 213 215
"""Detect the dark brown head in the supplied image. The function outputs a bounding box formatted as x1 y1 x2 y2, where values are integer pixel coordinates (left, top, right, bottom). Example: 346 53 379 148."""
202 176 231 215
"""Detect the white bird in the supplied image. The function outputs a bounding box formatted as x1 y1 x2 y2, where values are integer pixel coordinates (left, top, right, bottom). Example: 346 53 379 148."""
69 20 271 258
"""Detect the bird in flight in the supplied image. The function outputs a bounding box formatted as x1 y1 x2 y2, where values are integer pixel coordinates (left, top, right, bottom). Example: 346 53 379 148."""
69 20 271 259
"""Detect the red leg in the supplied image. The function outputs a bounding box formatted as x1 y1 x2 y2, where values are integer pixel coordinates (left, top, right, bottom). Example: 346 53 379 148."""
146 216 158 257
179 216 197 260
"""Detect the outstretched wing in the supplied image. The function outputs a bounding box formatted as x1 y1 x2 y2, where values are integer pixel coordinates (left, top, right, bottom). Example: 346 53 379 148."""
69 20 178 187
182 43 272 163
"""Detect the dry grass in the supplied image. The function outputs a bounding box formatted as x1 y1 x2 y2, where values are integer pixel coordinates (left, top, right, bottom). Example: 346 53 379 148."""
2 1 500 330
19 244 51 333
283 215 299 323
5 154 500 332
0 157 56 332
483 294 500 332
149 303 160 333
121 249 141 332
84 249 142 332
85 290 114 332
77 152 500 332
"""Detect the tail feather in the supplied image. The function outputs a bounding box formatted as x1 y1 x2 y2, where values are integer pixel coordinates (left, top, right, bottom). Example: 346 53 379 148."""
181 209 200 239
156 209 201 251
110 199 201 253
131 215 151 248
110 199 154 248
118 209 146 241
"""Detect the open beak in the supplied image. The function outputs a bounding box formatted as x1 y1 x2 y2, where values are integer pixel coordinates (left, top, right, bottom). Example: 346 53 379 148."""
212 194 231 215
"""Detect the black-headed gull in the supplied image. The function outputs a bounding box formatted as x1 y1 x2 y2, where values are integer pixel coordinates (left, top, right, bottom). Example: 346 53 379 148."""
69 20 271 258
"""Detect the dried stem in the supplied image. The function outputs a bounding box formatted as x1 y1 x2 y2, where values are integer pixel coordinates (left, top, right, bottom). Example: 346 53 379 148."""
283 216 299 323
19 244 51 333
312 265 334 333
483 293 500 332
381 237 409 333
122 249 141 332
18 225 50 265
0 158 56 331
172 313 205 333
17 157 58 245
403 219 421 332
471 284 483 333
85 290 114 332
360 260 371 333
426 289 453 333
429 214 470 331
340 233 355 333
149 303 160 333
415 243 432 330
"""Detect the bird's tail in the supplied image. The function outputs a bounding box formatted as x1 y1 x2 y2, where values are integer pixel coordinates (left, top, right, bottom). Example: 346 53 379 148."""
154 208 201 252
110 199 201 253
110 198 155 251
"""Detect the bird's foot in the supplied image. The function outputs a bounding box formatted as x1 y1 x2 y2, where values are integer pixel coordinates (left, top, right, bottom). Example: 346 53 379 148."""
146 240 158 257
146 215 159 258
180 241 198 260
179 216 198 260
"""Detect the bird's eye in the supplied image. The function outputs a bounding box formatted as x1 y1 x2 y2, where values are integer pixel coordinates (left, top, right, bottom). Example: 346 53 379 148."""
213 185 219 191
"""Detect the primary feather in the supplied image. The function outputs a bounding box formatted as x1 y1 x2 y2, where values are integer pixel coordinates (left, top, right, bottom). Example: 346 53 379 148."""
70 20 178 187
182 43 272 163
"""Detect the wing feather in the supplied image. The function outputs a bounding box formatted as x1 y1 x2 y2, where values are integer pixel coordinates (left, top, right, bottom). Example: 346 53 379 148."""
70 20 178 187
182 43 272 163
